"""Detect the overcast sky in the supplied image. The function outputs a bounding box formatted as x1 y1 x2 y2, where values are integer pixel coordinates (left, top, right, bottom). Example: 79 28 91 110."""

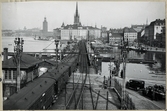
1 1 165 31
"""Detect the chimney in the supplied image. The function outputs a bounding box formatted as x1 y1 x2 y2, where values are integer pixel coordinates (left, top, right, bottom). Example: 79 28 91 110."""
3 48 8 61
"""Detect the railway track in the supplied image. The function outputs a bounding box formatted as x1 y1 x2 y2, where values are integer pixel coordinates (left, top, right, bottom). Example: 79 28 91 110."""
65 40 90 109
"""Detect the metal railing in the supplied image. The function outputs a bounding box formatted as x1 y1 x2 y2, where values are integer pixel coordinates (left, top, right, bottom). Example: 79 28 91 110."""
114 79 135 110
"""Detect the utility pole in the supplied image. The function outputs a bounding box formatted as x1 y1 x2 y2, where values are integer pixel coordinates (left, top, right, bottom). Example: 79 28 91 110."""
108 59 113 87
55 39 59 69
121 39 127 109
14 37 24 92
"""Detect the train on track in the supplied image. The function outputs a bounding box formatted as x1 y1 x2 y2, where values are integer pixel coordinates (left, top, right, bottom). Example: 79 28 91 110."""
3 49 79 110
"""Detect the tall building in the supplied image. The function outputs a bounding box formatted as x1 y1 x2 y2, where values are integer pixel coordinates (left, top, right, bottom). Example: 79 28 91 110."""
34 17 53 39
43 17 48 33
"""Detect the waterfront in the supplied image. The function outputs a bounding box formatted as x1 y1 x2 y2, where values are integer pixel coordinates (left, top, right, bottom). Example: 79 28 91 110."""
2 36 166 110
2 36 166 88
2 36 56 52
100 47 165 87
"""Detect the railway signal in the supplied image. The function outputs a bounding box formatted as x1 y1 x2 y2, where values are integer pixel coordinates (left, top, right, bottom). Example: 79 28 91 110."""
14 37 24 92
55 39 59 69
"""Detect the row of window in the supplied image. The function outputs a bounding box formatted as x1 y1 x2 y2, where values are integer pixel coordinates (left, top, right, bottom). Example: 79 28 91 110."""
124 33 137 36
4 70 17 80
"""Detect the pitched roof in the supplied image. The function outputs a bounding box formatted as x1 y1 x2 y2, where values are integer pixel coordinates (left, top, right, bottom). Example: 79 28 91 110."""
2 54 42 69
131 25 146 28
150 19 165 26
63 24 83 29
111 33 123 38
124 27 137 33
62 24 100 30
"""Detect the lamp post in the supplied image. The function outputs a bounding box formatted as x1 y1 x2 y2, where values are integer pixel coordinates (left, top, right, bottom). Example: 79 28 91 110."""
55 39 59 69
14 37 24 92
108 60 113 87
121 39 127 109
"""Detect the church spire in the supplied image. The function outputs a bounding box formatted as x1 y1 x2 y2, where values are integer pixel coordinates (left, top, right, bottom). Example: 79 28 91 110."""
146 18 148 26
76 2 78 17
74 2 80 26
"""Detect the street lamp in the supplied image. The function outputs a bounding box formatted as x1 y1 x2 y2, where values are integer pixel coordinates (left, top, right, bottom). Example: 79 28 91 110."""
14 37 24 92
108 60 113 87
55 39 59 69
121 40 127 109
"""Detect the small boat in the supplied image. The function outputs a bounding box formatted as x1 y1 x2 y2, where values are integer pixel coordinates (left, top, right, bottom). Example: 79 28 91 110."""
128 46 147 52
8 44 12 46
34 36 50 41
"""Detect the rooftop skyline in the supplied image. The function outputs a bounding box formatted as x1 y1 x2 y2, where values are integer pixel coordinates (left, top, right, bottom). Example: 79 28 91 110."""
1 1 165 31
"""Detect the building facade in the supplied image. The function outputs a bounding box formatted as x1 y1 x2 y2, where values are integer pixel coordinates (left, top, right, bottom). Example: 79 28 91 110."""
53 28 61 39
123 27 137 43
109 33 123 46
101 26 108 38
131 25 146 33
54 2 101 41
148 19 165 46
2 48 42 100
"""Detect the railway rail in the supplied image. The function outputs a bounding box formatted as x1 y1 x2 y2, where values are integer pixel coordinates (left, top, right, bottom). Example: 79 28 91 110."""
65 40 89 109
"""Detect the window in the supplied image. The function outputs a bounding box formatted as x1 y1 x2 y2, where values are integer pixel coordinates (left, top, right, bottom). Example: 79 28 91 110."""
8 70 11 79
5 70 8 79
4 70 12 79
13 71 17 79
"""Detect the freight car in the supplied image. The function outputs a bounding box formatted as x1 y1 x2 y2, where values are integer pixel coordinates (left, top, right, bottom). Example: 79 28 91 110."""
3 54 79 110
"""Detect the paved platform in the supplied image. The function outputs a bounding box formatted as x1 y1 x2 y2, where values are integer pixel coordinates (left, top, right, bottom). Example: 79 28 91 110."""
49 72 121 110
49 66 165 110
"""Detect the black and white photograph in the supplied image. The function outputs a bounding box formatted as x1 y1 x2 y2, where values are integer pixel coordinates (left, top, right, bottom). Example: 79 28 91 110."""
1 1 166 110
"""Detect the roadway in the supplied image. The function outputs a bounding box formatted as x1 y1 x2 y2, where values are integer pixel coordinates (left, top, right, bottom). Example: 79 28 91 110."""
115 77 165 109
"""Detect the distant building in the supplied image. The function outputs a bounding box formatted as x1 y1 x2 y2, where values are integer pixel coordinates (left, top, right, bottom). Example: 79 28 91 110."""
54 2 101 41
109 28 123 33
131 25 146 33
131 25 146 43
2 30 14 36
88 26 101 40
15 28 41 36
53 28 61 39
34 17 53 39
60 24 88 40
140 25 149 44
137 19 165 47
101 26 107 38
14 17 53 39
109 33 123 45
123 27 137 43
43 17 48 33
148 19 165 46
156 26 165 47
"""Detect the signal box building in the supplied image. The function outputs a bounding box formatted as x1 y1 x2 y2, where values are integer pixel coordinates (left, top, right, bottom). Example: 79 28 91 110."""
2 48 42 100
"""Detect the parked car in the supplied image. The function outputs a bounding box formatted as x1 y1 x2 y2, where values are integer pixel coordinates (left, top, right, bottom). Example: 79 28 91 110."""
126 79 145 91
142 85 165 100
